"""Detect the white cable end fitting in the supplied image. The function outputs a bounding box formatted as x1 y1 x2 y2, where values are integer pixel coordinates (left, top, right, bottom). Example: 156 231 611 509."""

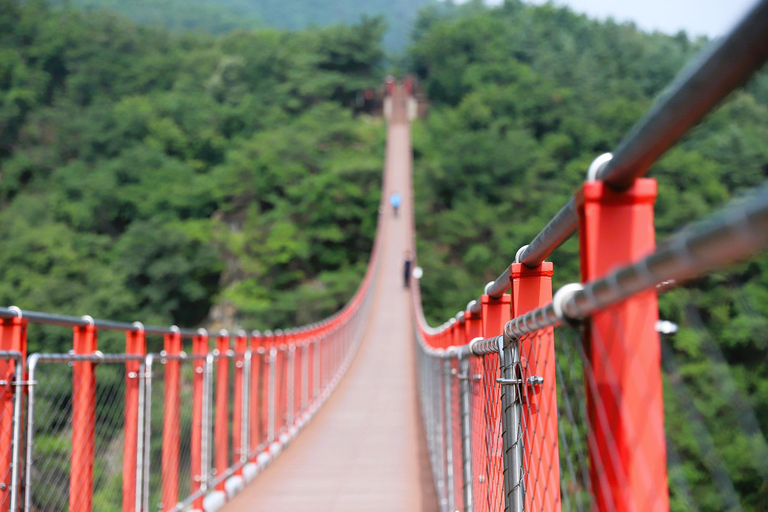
586 153 613 182
468 337 484 356
515 245 530 264
552 283 585 320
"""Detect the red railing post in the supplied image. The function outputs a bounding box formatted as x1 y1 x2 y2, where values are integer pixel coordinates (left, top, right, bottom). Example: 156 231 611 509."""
162 327 182 511
451 317 464 510
123 324 146 512
292 331 302 422
71 320 97 512
214 330 231 491
260 331 273 445
576 178 668 511
464 306 486 512
233 331 247 474
480 292 511 511
510 262 561 510
191 329 208 510
0 312 26 511
249 331 261 458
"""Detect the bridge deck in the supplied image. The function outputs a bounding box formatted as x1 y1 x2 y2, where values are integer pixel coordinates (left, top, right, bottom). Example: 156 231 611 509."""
223 90 438 511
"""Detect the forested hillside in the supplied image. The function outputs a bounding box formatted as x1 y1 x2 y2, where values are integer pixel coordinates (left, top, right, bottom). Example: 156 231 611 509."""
47 0 432 51
0 0 385 351
408 1 768 509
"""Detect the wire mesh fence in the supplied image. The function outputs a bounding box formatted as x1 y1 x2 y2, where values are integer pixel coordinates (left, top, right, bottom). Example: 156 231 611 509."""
0 352 22 512
142 353 201 511
416 287 768 512
25 353 141 511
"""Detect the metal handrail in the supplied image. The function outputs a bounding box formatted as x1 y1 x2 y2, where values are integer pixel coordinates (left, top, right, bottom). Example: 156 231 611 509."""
443 180 768 357
463 0 768 310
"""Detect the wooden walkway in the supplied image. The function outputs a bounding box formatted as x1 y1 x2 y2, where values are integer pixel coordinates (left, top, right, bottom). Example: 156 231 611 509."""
222 89 438 511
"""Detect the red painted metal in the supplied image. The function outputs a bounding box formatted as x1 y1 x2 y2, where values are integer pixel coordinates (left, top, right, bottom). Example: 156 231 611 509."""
162 329 182 511
248 332 261 459
464 310 486 512
71 323 97 512
214 332 231 491
123 327 147 512
233 332 247 475
480 293 510 512
191 330 208 510
0 315 26 511
510 262 561 511
576 178 668 511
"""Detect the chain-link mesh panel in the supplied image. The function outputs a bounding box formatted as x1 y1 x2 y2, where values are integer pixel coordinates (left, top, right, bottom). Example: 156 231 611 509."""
555 326 591 512
511 326 561 512
26 355 136 511
143 354 200 511
450 357 464 512
659 282 768 512
481 351 504 511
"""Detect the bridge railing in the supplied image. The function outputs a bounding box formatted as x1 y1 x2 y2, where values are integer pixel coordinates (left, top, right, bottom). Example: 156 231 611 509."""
411 1 768 511
0 191 382 511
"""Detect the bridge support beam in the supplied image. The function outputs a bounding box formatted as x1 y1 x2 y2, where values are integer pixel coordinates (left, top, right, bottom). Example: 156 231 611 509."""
576 178 669 511
510 262 561 511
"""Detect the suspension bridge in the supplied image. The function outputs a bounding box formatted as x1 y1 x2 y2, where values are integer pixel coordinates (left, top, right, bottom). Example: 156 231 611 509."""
1 1 768 511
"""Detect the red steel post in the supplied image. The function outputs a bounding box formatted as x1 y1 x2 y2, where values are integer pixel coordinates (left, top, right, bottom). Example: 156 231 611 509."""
249 331 261 459
464 309 487 512
123 325 147 512
71 321 97 512
510 262 561 511
233 331 247 475
576 178 668 511
292 332 301 422
0 314 26 511
214 331 231 491
481 293 511 512
260 331 273 446
162 328 182 511
191 329 208 510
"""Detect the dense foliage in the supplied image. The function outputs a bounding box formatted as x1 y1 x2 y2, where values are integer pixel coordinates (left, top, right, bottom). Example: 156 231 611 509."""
48 0 432 51
408 0 768 509
0 0 385 352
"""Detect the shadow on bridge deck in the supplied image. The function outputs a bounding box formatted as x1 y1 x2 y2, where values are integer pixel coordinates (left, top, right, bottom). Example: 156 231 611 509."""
222 87 439 511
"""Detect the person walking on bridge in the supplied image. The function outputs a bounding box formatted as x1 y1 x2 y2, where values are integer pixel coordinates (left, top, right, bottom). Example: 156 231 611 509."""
390 192 402 218
403 251 413 288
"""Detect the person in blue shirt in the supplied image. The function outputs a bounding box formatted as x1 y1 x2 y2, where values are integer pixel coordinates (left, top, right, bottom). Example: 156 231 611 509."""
390 192 402 218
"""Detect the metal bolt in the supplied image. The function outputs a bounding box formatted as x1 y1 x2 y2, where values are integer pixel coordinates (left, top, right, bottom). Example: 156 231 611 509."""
473 374 482 381
478 475 486 483
527 375 544 386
